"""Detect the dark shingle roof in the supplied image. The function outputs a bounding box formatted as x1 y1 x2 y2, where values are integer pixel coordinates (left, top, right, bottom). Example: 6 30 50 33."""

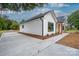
21 11 52 24
57 16 66 23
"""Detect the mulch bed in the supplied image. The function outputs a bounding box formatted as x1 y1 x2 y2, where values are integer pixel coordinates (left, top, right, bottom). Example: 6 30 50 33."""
57 32 79 49
19 32 60 40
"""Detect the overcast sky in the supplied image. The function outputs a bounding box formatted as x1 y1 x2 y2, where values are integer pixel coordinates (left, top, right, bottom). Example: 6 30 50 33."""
1 3 79 22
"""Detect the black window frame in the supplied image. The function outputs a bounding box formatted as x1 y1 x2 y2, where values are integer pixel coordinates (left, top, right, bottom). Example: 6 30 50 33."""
22 25 24 29
48 22 54 32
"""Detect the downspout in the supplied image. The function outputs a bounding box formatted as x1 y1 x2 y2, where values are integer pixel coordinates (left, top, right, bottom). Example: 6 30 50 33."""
40 17 44 39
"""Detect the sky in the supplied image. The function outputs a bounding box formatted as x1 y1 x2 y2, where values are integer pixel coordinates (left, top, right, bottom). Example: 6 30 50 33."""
1 3 79 22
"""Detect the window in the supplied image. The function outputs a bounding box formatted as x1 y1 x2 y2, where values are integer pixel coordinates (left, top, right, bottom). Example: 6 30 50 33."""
48 22 54 32
22 25 24 28
62 26 64 30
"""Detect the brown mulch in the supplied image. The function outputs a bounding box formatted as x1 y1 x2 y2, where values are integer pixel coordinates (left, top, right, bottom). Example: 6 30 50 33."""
57 32 79 49
19 32 60 40
19 32 53 40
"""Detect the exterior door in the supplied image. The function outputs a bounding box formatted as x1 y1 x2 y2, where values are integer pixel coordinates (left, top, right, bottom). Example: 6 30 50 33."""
57 23 62 33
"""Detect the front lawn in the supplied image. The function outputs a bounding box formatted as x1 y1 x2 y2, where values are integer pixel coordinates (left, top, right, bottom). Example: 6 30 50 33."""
0 32 2 37
0 30 5 37
0 33 2 37
65 29 79 33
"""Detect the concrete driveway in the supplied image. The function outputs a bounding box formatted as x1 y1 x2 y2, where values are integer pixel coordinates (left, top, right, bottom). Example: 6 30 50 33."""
0 31 79 56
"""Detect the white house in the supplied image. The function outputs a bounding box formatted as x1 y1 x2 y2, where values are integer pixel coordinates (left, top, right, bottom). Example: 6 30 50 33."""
20 10 66 39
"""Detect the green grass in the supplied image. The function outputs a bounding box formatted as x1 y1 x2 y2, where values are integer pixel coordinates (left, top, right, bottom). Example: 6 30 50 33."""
0 33 2 37
65 29 79 33
0 30 5 37
0 30 19 37
0 32 2 37
0 30 8 32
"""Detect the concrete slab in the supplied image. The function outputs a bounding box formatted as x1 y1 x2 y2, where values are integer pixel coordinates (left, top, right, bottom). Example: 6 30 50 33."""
37 43 79 56
35 33 69 53
0 32 78 56
0 32 42 56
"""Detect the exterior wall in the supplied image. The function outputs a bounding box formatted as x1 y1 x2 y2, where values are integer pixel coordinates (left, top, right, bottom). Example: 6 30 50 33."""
56 23 65 33
43 12 57 36
20 18 42 35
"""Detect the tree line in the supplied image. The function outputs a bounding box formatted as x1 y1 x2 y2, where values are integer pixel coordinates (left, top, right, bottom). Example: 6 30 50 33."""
0 3 44 11
68 10 79 30
0 16 19 30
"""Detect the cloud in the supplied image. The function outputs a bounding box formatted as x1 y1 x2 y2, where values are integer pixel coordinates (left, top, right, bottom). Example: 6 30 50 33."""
56 3 70 7
48 3 70 8
54 10 62 13
54 10 68 17
32 7 50 13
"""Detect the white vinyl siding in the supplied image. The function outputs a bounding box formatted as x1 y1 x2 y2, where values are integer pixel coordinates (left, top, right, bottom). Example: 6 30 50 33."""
20 18 42 35
43 12 56 36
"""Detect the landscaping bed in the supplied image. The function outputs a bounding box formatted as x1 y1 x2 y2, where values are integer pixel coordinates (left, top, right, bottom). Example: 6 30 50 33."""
19 32 60 40
57 32 79 49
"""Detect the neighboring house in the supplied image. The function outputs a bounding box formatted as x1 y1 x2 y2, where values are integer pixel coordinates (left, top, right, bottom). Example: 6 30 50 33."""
57 16 68 31
20 10 67 38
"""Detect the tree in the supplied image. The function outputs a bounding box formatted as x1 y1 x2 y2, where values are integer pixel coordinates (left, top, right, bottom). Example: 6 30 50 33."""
0 17 6 30
0 16 19 30
0 3 44 11
68 10 79 30
10 20 19 30
20 19 26 24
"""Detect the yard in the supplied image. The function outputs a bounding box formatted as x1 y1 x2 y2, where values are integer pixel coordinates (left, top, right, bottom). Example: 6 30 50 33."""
57 32 79 49
0 30 7 37
0 31 3 37
0 32 2 37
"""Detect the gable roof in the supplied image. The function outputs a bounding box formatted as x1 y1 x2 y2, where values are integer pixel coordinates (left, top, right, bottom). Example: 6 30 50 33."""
57 16 66 23
21 11 49 23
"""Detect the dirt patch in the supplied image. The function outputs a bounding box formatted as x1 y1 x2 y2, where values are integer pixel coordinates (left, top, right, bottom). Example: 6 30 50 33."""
57 32 79 49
